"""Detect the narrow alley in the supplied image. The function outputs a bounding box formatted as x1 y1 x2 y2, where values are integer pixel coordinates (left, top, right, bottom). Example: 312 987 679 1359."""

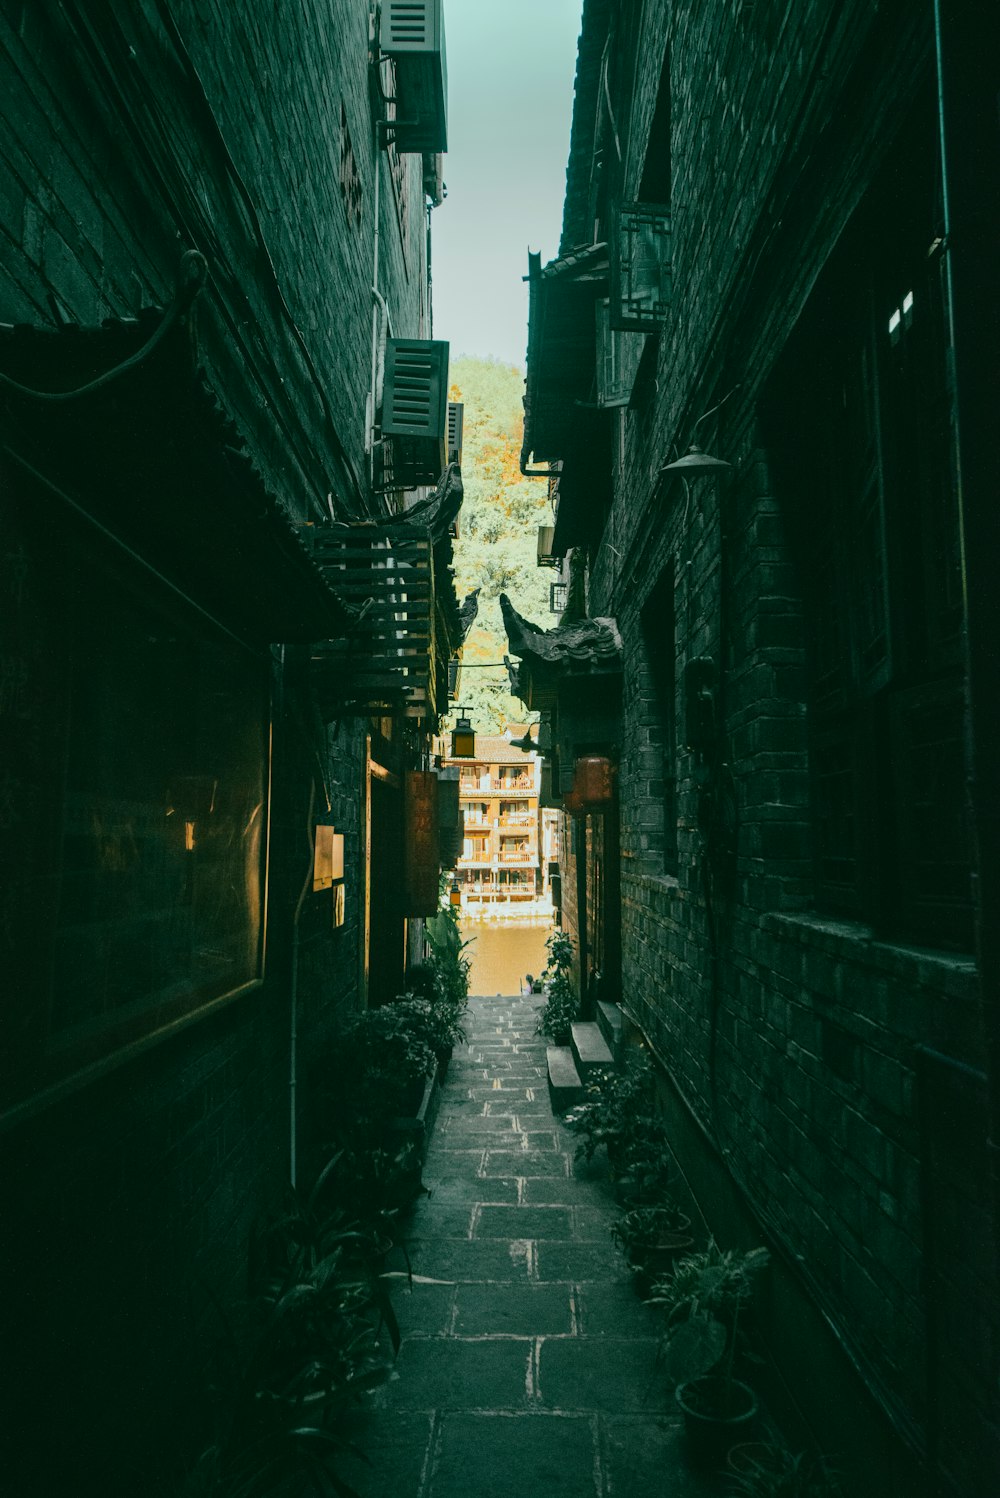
1 3 997 1496
343 991 716 1498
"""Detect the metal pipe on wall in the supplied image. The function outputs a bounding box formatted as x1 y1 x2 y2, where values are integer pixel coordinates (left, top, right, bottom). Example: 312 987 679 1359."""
932 0 1000 1298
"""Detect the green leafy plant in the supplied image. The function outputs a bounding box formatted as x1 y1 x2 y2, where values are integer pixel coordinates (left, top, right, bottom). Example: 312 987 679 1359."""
534 928 579 1042
328 1002 437 1131
563 1052 665 1170
184 1175 404 1498
423 901 472 1040
727 1444 844 1497
648 1241 770 1391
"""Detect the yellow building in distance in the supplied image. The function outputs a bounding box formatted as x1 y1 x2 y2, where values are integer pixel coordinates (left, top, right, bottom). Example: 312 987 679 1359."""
440 729 557 914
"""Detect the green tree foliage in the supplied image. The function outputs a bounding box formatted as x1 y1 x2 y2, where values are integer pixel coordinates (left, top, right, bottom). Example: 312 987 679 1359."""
448 356 554 731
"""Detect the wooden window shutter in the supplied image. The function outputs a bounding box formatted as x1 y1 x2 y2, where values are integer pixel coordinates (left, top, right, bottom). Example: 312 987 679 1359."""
610 202 673 331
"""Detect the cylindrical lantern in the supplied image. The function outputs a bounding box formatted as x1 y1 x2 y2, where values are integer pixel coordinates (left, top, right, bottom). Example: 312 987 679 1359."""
562 785 585 816
572 755 614 807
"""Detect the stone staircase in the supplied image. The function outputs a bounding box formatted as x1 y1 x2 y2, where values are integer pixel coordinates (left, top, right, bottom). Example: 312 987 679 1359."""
546 1001 624 1113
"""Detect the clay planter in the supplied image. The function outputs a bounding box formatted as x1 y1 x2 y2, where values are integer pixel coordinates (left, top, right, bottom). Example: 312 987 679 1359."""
435 1046 453 1081
384 1069 441 1206
632 1226 696 1296
727 1441 790 1486
676 1374 758 1463
613 1206 695 1294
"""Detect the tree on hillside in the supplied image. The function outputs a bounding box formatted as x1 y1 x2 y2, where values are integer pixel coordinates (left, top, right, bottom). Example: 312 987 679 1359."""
448 356 554 731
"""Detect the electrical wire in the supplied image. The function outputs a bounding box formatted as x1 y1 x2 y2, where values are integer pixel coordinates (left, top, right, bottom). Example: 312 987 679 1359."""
57 0 368 520
0 250 207 402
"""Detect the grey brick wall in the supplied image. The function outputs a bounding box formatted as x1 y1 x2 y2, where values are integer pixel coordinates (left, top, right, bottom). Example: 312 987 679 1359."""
564 1 993 1488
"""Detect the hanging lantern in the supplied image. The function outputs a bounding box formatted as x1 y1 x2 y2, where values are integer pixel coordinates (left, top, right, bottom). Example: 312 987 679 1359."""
451 707 476 758
562 785 585 816
404 771 439 915
572 755 614 807
449 880 462 908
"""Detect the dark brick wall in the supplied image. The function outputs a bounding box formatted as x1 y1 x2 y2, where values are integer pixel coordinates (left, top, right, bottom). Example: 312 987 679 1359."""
0 3 430 1489
559 0 994 1489
0 1 429 518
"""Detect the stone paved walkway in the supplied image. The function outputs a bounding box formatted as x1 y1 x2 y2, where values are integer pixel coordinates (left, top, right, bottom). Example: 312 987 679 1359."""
342 994 722 1498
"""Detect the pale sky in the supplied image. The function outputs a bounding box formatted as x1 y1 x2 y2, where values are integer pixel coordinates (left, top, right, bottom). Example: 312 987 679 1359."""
431 0 583 369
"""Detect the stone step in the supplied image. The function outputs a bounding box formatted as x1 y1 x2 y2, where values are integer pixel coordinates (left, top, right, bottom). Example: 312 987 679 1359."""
596 1000 624 1061
570 1021 614 1077
546 1045 584 1113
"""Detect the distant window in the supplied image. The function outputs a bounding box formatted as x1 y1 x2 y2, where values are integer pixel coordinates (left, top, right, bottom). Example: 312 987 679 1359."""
595 299 645 406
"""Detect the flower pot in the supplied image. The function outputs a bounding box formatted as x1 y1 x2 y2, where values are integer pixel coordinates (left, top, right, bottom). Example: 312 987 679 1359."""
633 1229 696 1296
727 1441 789 1485
676 1375 758 1463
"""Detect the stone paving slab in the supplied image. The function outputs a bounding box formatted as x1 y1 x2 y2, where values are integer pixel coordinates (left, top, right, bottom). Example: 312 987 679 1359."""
601 1415 719 1498
482 1148 569 1177
431 1412 599 1498
453 1282 573 1337
388 1337 533 1410
336 1412 433 1498
403 1237 534 1282
535 1239 627 1282
349 994 722 1498
474 1204 574 1240
422 1175 520 1205
537 1336 667 1412
576 1282 664 1338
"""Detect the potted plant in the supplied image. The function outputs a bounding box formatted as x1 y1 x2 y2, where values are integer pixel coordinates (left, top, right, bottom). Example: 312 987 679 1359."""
184 1191 400 1498
563 1052 663 1173
648 1241 770 1461
612 1129 677 1205
727 1442 844 1496
423 902 472 1073
534 928 579 1043
611 1202 695 1293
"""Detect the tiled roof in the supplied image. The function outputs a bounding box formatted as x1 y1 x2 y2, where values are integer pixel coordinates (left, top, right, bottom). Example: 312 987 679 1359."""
444 733 535 767
0 312 354 642
499 594 622 668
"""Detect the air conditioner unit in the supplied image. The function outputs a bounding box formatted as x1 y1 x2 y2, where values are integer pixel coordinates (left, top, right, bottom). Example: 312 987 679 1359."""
537 524 558 567
447 402 464 465
382 338 449 486
382 0 447 154
423 151 445 206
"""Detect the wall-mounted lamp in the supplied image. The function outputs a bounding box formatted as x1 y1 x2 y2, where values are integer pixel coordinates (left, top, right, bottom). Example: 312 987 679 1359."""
313 826 345 891
659 444 731 478
451 708 476 758
563 785 585 816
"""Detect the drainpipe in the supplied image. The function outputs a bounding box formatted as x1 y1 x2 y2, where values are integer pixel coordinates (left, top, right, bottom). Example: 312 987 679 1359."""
933 0 1000 1295
368 152 382 476
289 780 316 1190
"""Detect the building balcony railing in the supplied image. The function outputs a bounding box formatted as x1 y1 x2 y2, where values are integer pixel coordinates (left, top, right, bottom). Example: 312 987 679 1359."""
499 853 537 866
